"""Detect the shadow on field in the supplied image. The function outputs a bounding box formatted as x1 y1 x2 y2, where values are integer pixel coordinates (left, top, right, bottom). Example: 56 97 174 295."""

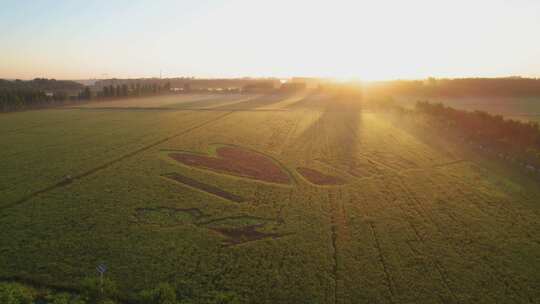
285 92 337 110
211 92 295 110
170 94 257 109
284 95 363 303
287 95 363 170
382 111 462 161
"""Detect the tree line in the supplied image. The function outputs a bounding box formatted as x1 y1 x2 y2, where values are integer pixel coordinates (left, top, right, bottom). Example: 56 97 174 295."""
0 79 172 112
0 78 83 91
0 89 71 112
98 82 171 98
0 78 84 112
366 77 540 97
415 101 540 169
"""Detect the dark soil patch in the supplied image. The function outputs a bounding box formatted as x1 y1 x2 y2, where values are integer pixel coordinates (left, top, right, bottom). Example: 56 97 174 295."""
162 172 245 202
212 226 284 245
200 216 288 245
168 146 290 184
297 167 346 185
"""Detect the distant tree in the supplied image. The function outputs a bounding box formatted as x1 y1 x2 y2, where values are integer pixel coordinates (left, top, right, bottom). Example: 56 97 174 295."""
415 101 540 168
81 277 118 304
104 86 110 97
138 283 177 304
121 84 128 96
0 283 34 304
84 87 92 99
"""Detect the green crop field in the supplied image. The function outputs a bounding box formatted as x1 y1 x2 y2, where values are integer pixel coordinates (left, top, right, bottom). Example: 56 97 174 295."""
1 93 539 303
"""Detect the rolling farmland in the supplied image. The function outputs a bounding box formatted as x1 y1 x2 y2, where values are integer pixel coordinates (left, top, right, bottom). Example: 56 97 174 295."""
0 93 539 303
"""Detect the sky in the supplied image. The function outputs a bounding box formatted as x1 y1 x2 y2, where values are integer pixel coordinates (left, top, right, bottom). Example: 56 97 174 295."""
1 0 539 80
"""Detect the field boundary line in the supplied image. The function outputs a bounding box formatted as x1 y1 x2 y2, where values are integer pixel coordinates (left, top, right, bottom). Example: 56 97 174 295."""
69 107 290 112
368 221 396 303
0 111 234 213
326 191 340 304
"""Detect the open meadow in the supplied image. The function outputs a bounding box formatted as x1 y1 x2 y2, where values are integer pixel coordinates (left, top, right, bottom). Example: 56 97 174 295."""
0 93 539 303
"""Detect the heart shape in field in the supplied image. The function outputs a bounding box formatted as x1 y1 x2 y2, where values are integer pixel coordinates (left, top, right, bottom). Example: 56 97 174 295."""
168 146 291 184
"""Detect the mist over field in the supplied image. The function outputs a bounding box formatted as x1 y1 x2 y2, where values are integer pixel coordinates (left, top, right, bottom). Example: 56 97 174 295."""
1 1 540 304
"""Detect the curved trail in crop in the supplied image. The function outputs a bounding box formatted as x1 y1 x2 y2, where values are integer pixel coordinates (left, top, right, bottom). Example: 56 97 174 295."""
0 111 234 213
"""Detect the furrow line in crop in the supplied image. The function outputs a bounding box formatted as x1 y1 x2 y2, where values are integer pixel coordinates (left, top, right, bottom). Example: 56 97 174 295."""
0 111 234 212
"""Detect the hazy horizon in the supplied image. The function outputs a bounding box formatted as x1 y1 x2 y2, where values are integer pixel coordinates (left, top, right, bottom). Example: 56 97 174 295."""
2 0 540 80
2 2 540 301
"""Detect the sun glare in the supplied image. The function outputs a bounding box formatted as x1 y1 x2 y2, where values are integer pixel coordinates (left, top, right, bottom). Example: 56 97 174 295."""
2 0 539 79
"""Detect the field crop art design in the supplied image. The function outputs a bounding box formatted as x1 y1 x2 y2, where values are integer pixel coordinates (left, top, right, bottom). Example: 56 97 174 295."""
3 2 540 300
296 167 346 186
1 91 540 304
166 144 292 184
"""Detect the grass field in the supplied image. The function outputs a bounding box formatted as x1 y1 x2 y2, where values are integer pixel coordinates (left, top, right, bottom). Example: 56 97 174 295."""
1 93 539 303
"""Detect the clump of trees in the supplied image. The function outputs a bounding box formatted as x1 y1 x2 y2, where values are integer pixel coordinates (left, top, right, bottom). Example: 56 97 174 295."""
136 281 241 304
366 77 540 98
0 78 83 112
0 280 115 304
0 89 57 111
0 279 241 304
0 78 83 92
0 282 34 304
98 82 170 99
0 79 173 112
415 101 540 168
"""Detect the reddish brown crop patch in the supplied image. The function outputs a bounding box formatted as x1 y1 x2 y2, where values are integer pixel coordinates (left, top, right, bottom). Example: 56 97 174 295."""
169 146 290 184
297 167 345 185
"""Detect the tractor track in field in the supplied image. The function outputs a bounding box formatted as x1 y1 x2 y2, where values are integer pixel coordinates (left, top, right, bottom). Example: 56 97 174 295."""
397 177 461 303
69 107 290 112
395 194 460 304
368 221 397 304
0 111 234 213
434 180 536 303
351 190 397 304
327 189 351 304
1 117 164 160
398 177 532 303
328 191 339 304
